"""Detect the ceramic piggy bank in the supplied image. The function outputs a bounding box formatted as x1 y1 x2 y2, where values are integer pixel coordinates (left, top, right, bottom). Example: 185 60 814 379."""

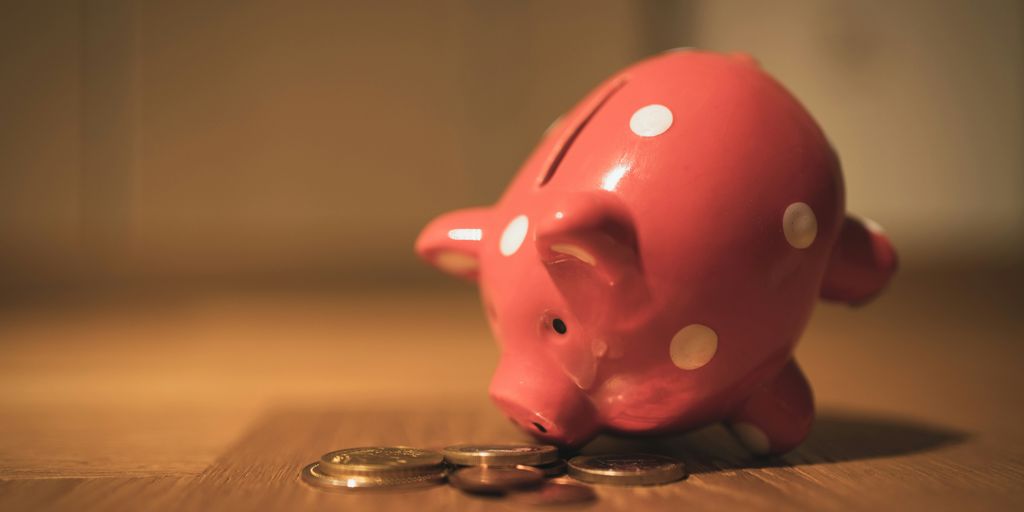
416 51 896 454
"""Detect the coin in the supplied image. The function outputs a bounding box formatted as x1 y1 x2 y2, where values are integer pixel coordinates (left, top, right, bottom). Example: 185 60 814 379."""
450 458 565 477
318 447 444 477
301 462 446 491
442 443 559 466
567 453 685 486
518 458 567 477
448 465 544 494
508 478 597 506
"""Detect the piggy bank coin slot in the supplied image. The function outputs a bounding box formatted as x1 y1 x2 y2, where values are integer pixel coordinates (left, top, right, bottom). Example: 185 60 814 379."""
538 79 626 187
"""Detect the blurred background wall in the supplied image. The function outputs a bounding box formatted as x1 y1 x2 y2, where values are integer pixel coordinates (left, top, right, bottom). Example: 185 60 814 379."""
1 0 1021 293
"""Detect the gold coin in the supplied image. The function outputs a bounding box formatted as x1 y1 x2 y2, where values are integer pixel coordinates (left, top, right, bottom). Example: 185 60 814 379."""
318 446 444 477
300 462 446 491
442 443 558 466
508 478 597 505
567 453 685 486
448 465 544 494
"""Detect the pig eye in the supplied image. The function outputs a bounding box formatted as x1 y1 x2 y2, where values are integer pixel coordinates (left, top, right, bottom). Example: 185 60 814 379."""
551 318 567 335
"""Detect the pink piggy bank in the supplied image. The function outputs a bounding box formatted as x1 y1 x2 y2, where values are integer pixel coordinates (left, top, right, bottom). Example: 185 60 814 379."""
416 51 896 454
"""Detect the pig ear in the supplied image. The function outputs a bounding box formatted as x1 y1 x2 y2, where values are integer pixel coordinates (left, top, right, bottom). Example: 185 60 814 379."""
535 194 648 320
820 215 898 305
415 207 491 281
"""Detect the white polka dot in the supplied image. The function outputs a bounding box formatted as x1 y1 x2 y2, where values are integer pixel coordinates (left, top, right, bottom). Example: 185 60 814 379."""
434 251 478 274
447 228 482 241
783 202 817 249
629 104 673 137
732 422 771 455
669 324 718 370
500 215 529 256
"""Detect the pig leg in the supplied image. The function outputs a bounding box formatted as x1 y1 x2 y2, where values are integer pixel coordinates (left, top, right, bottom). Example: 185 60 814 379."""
726 359 814 455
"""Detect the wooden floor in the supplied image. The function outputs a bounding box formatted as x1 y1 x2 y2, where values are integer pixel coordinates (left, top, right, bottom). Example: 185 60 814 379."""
1 267 1022 511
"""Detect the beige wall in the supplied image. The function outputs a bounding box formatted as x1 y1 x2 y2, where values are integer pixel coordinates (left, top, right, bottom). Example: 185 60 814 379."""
0 1 83 287
0 0 1020 290
692 0 1024 265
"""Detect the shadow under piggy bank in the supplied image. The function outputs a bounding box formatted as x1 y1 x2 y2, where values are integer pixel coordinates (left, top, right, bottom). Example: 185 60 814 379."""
579 408 968 475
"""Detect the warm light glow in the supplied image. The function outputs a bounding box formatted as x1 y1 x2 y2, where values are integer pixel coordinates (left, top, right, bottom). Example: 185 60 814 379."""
600 164 630 191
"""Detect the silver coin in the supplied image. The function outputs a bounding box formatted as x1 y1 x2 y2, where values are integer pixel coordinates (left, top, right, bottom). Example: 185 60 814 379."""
442 443 558 466
508 478 597 505
451 459 566 477
567 453 685 486
452 458 569 477
300 462 446 492
448 465 544 494
318 446 444 477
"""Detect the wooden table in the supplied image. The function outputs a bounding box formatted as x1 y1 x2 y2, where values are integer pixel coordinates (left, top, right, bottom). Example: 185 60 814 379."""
1 267 1021 511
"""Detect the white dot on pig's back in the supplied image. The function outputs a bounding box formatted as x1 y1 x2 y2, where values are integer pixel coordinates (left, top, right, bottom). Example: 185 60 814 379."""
783 202 817 249
669 324 718 370
629 104 673 137
500 214 529 256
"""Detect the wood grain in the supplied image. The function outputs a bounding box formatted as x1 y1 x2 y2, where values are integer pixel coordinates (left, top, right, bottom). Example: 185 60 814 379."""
0 268 1022 510
172 405 1021 512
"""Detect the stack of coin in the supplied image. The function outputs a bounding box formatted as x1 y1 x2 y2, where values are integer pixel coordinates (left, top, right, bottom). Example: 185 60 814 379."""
301 447 447 491
441 443 596 505
301 443 685 501
442 444 558 494
442 444 564 476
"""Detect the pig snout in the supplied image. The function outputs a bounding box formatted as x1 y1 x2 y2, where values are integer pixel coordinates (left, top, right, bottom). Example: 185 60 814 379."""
489 354 600 448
